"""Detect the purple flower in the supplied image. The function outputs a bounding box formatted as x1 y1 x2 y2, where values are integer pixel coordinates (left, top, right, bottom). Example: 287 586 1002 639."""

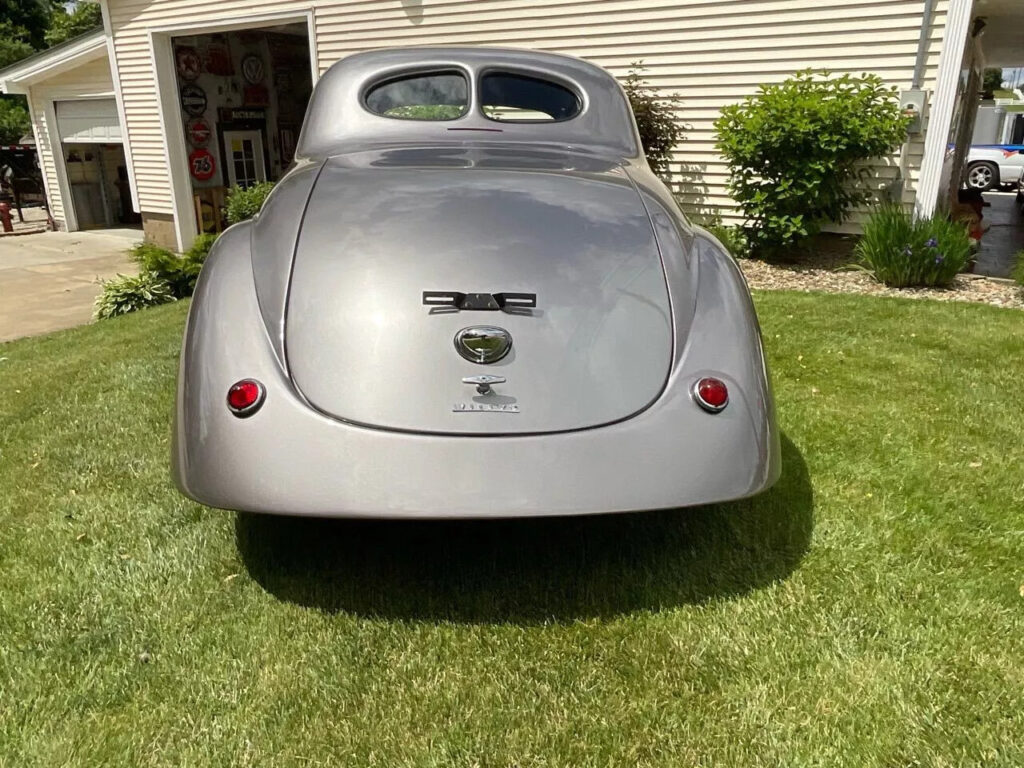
934 254 945 265
925 238 939 249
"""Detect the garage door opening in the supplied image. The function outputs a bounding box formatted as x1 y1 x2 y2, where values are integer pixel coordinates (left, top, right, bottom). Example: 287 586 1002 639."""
167 22 313 235
55 98 141 232
61 143 135 230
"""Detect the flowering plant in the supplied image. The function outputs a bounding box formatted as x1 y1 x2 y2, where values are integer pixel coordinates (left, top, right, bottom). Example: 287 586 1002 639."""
856 205 972 288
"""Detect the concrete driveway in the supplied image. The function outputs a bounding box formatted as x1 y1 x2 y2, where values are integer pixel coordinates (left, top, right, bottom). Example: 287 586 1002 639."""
0 228 142 343
974 191 1024 279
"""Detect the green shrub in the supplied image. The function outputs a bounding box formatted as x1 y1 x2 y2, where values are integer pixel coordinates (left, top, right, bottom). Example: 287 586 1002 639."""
1012 251 1024 287
622 63 685 181
185 233 217 268
124 234 217 303
129 243 193 299
178 233 217 293
225 182 276 225
855 204 972 288
691 211 749 258
94 272 175 320
715 70 909 259
707 223 749 259
129 243 186 297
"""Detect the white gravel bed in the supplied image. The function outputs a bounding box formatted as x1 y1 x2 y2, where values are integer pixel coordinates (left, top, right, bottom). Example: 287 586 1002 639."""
739 259 1024 311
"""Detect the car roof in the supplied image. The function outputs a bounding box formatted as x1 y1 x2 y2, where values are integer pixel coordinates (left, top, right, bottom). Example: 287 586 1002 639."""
295 46 641 161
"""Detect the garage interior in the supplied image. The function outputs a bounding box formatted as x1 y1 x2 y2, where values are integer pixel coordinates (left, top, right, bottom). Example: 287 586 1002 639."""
62 142 132 229
169 23 313 234
55 98 138 231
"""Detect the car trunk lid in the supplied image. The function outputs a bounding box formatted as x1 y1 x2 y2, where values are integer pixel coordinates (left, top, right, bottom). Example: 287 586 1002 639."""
284 150 674 435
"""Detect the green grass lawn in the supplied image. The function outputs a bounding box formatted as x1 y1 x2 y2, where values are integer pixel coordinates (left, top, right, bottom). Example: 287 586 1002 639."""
1 292 1023 767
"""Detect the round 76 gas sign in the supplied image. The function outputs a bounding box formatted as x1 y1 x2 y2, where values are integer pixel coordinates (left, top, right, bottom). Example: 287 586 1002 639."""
189 148 216 182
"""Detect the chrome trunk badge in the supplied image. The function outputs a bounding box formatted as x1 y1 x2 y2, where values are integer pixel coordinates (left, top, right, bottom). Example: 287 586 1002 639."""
462 374 506 394
455 375 517 411
452 402 520 413
454 326 512 364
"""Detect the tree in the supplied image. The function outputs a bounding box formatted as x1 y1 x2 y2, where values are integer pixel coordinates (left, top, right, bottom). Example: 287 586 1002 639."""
0 2 102 69
0 23 36 69
0 98 32 144
982 68 1005 99
0 0 52 68
46 2 102 47
1 0 53 50
621 63 685 181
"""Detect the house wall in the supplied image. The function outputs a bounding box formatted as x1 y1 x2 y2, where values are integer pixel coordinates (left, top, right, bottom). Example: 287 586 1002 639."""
104 0 950 243
27 55 114 228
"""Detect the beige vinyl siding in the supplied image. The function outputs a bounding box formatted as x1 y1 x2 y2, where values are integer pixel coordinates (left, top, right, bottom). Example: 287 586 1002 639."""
28 55 115 227
107 0 947 224
28 92 62 225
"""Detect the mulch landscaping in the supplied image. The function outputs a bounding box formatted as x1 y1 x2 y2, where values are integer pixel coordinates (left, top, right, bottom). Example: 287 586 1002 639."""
739 234 1024 311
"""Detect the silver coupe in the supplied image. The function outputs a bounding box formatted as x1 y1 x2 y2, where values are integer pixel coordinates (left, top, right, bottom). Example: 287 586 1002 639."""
172 47 780 518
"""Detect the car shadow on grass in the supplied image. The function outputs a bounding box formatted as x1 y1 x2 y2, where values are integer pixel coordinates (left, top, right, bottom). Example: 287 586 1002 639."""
236 434 812 624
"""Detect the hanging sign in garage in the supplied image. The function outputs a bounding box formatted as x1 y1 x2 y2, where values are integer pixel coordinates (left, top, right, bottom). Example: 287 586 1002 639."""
180 84 207 117
175 46 202 81
188 148 216 182
186 117 212 147
241 54 265 84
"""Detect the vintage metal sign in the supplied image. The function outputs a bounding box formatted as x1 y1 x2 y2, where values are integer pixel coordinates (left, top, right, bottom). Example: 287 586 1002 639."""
175 47 201 81
241 54 265 84
204 40 233 76
186 117 212 148
219 108 265 122
188 148 216 182
243 84 270 107
180 84 207 117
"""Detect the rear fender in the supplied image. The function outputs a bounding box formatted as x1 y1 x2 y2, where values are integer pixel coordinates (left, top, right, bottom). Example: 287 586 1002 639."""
250 160 325 365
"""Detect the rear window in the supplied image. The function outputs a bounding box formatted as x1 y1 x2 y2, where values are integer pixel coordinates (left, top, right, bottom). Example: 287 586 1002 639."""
365 70 469 121
480 72 581 122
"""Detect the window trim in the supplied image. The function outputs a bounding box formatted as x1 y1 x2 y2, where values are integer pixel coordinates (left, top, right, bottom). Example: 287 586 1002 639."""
477 67 584 125
361 66 472 122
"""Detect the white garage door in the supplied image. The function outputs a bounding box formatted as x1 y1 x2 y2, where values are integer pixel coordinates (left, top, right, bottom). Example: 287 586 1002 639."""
55 99 122 143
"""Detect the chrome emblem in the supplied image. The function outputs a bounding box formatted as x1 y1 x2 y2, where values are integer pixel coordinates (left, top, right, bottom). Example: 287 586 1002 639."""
453 403 520 413
454 326 512 364
462 374 505 394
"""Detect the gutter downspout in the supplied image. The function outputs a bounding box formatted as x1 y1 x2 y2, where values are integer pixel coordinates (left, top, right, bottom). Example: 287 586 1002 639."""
892 0 937 204
913 0 937 90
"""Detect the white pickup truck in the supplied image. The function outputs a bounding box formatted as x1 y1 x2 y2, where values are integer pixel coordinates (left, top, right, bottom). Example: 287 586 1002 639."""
966 144 1024 191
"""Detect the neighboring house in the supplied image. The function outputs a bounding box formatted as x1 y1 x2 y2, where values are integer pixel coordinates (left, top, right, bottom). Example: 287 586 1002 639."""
0 31 130 232
973 98 1024 145
0 0 1018 251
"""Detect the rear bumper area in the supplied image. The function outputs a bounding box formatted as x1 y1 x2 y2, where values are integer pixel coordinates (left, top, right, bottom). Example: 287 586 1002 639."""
172 227 780 518
175 378 779 518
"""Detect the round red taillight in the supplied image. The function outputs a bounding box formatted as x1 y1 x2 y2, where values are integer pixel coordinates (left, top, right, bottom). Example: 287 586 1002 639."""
227 379 265 417
693 377 729 413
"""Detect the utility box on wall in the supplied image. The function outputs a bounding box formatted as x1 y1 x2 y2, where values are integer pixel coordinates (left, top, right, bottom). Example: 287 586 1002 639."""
900 89 930 135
